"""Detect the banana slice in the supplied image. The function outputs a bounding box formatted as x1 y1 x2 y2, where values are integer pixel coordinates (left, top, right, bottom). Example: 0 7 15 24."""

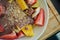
32 7 40 18
8 0 13 3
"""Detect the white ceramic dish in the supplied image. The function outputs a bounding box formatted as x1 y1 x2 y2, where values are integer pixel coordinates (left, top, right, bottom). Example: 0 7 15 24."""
17 0 49 40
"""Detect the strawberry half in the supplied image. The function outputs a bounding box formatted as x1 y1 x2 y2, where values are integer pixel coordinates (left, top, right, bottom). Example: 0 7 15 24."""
0 24 5 32
25 0 37 5
0 4 5 15
0 31 17 39
34 8 45 26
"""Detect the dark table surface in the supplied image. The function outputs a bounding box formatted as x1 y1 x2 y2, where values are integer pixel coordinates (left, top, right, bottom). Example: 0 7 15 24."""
51 0 60 15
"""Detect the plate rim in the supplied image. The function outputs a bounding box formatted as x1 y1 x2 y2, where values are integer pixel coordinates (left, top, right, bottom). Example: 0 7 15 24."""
36 0 49 40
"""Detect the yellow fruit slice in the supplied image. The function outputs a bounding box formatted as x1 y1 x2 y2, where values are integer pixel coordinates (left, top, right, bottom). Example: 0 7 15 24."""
8 0 13 3
16 0 28 10
22 25 34 36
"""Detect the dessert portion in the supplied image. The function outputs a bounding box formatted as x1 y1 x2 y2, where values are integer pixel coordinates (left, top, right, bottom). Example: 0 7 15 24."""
0 0 45 39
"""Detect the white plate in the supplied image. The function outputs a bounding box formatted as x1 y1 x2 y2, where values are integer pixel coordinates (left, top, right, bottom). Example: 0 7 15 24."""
17 0 49 40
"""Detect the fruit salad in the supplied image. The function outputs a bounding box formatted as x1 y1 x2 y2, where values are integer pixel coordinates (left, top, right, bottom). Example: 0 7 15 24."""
0 0 45 39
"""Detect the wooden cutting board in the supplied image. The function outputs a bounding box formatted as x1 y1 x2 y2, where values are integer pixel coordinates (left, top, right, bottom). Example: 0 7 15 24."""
39 0 60 40
47 0 60 23
39 8 60 40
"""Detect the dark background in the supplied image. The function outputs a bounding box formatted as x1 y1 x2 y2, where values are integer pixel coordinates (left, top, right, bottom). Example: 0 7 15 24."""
46 31 60 40
51 0 60 15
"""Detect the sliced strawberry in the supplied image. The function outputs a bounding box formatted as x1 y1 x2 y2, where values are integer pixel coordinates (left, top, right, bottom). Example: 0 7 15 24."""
0 31 17 39
25 0 37 5
0 24 5 32
3 39 14 40
4 39 14 40
0 4 5 15
0 5 3 14
34 8 45 26
17 31 24 38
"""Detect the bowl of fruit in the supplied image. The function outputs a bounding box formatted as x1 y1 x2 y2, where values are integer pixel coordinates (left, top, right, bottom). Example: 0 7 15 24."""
0 0 49 40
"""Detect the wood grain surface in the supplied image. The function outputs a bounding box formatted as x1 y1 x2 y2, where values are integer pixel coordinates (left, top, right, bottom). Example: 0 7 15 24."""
39 7 60 40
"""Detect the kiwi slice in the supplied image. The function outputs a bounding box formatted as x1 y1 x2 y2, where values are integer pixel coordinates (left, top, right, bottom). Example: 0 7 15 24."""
32 1 40 8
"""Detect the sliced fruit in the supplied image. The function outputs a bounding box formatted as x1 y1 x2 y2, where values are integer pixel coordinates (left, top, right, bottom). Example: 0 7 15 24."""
0 5 3 13
32 1 40 8
13 26 24 38
13 26 21 33
34 8 45 26
0 24 4 32
25 0 37 5
16 0 28 10
32 7 40 18
3 39 14 40
25 8 35 16
14 29 19 33
8 0 13 3
0 31 17 39
17 31 24 38
16 26 21 31
0 4 5 15
21 25 34 36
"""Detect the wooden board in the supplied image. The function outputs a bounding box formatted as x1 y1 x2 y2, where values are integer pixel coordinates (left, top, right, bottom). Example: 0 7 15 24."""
50 0 60 14
39 5 60 40
47 0 60 23
39 0 60 40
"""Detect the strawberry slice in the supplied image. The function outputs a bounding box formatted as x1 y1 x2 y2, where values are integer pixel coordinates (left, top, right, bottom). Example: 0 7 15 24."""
34 8 45 26
3 39 14 40
25 0 37 5
0 24 4 32
0 4 5 15
0 31 17 39
0 5 3 14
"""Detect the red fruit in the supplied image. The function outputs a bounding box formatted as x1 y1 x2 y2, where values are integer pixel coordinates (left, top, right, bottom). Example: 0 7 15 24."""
3 39 14 40
0 24 5 32
0 31 17 39
0 5 3 13
34 8 45 26
0 4 5 15
17 31 24 38
26 0 37 5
